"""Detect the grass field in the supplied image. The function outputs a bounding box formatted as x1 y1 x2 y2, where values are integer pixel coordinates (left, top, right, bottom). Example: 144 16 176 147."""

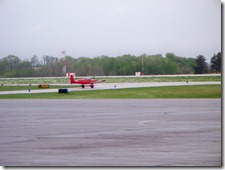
105 76 221 83
0 75 221 84
0 85 221 99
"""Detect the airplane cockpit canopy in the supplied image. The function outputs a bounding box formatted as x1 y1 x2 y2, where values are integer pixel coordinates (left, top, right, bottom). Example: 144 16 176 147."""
82 77 91 80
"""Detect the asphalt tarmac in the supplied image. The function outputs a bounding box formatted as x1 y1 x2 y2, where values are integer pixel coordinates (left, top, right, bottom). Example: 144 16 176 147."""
0 99 221 166
0 81 221 95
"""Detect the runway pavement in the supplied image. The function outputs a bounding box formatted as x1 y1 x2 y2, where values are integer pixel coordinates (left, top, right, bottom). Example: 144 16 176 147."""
0 81 221 95
0 99 221 166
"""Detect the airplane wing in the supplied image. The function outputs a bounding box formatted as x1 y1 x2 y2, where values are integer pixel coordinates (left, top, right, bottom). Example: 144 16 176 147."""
96 80 106 83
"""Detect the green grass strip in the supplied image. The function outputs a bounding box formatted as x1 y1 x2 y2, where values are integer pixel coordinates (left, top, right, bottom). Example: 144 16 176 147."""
0 85 221 99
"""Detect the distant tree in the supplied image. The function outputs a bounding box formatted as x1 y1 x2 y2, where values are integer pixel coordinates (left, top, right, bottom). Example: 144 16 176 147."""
165 53 176 61
63 56 76 74
0 55 22 77
16 61 34 77
100 56 115 76
194 55 208 74
30 55 40 67
75 57 91 76
40 55 62 76
4 55 21 70
1 52 207 77
147 54 165 75
210 52 221 73
163 57 179 74
165 53 196 74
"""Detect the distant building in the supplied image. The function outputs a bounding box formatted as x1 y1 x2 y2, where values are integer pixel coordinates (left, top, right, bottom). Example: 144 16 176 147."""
66 73 75 78
32 66 42 71
135 72 143 76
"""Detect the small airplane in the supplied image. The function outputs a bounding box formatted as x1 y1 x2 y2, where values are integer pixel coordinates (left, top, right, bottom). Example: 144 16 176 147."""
70 75 105 88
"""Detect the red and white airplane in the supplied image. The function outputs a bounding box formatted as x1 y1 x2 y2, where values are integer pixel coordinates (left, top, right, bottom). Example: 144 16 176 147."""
70 75 105 88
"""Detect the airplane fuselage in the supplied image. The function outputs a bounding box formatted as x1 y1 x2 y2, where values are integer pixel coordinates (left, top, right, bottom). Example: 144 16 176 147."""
70 75 99 88
74 79 97 85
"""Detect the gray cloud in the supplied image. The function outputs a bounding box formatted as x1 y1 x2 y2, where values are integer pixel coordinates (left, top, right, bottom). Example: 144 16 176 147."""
0 0 221 61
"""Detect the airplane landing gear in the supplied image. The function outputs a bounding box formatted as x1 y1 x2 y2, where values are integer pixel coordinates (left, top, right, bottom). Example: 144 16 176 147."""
81 84 85 88
90 84 94 88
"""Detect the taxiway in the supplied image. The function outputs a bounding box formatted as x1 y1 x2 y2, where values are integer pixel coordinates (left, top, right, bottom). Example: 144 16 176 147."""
0 99 221 166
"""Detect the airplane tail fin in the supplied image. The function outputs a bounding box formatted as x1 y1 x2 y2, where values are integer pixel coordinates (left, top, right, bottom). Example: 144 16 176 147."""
70 75 76 84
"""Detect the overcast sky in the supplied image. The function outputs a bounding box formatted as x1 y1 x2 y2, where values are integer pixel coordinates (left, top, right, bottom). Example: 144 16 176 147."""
0 0 221 61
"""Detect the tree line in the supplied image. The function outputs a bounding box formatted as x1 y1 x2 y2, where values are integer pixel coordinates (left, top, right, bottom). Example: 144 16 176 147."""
0 52 221 77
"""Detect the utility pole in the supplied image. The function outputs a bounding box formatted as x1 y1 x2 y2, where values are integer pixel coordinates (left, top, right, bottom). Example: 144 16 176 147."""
62 50 66 75
89 64 92 76
142 57 144 75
